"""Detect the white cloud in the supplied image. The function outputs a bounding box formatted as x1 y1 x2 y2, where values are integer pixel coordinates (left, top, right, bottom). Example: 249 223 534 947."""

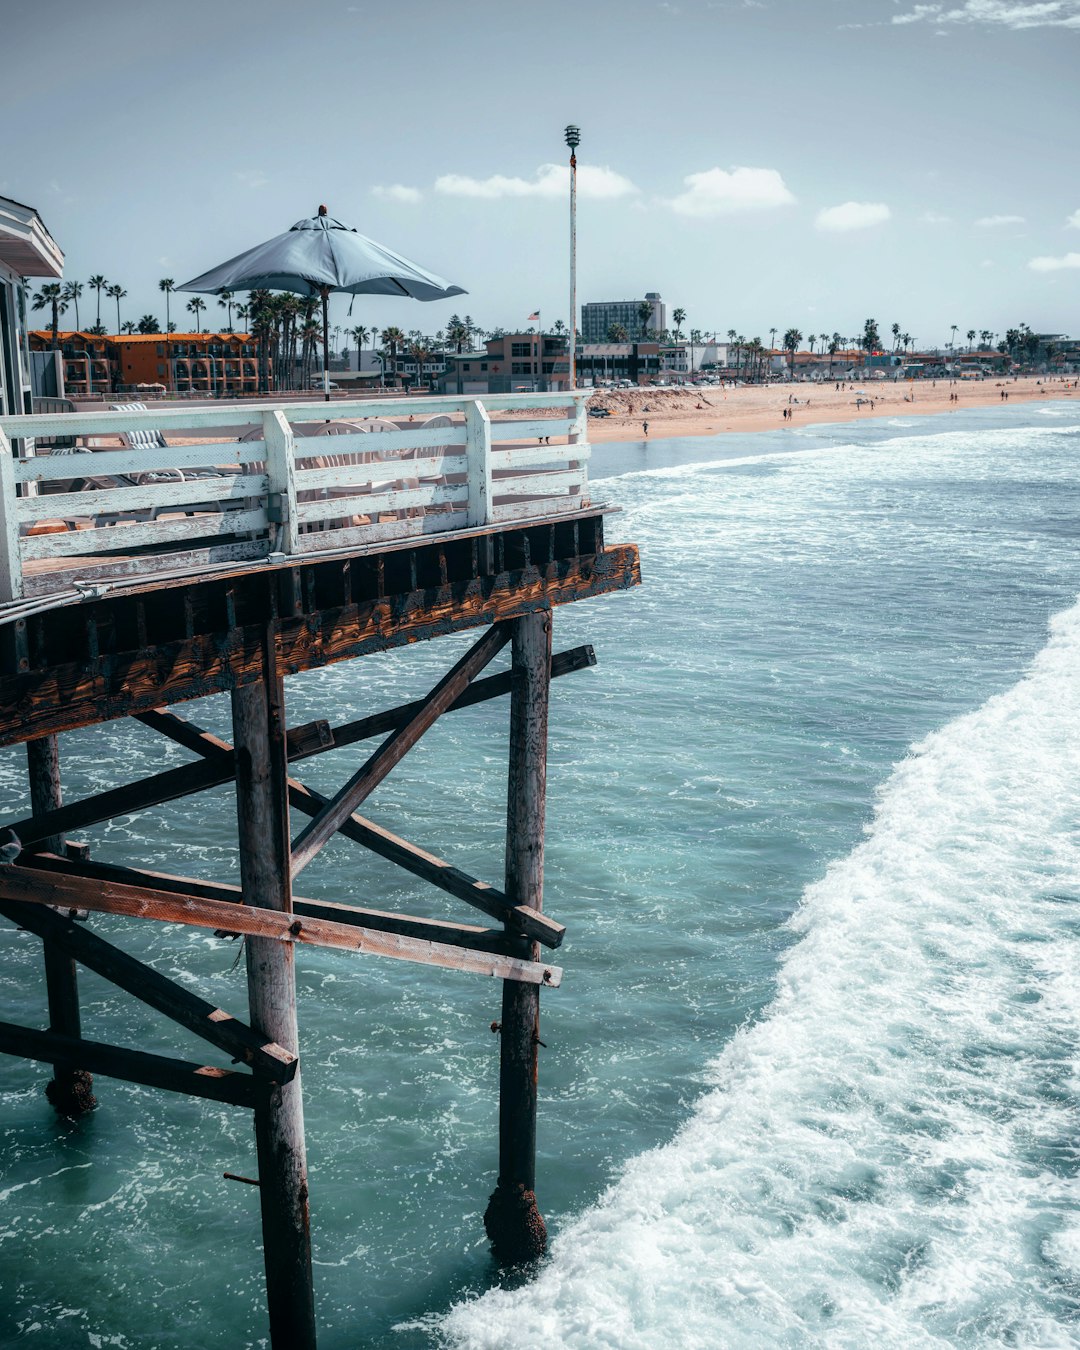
1066 209 1080 228
668 166 795 217
815 201 891 232
975 214 1025 227
372 184 422 205
1028 251 1080 272
235 170 268 190
893 1 1080 27
920 210 952 224
435 163 637 201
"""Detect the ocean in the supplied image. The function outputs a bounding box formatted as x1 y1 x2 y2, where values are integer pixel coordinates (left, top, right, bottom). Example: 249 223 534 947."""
1 403 1079 1348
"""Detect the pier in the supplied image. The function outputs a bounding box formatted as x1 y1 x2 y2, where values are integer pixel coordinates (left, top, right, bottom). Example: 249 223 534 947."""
0 392 640 1347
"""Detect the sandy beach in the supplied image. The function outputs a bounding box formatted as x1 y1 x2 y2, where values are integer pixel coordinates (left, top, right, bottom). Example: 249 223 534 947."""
582 375 1077 444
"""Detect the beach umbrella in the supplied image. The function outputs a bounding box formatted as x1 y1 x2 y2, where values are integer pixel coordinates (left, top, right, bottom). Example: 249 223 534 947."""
178 205 466 399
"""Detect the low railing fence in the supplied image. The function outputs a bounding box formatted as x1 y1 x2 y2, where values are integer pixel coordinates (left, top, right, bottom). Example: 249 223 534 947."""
0 393 590 602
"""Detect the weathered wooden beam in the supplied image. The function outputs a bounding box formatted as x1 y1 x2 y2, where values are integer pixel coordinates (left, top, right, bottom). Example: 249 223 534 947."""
0 897 297 1081
0 541 640 746
485 608 552 1265
15 851 511 953
0 864 563 987
0 1020 259 1108
290 623 511 877
231 640 315 1350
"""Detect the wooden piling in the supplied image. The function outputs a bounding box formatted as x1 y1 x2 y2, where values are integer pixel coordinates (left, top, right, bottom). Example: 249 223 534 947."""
27 735 95 1117
231 638 317 1350
484 609 552 1264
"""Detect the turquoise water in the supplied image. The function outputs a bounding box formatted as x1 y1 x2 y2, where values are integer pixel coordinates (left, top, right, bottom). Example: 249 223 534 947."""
2 404 1080 1347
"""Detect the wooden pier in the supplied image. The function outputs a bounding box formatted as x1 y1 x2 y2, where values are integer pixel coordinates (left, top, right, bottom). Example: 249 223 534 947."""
0 393 640 1346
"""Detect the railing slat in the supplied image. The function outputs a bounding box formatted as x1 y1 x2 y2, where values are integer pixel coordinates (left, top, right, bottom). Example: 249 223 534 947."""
489 444 590 470
14 441 261 484
295 453 467 494
17 474 266 523
292 426 465 460
294 482 463 524
21 509 268 560
488 418 574 443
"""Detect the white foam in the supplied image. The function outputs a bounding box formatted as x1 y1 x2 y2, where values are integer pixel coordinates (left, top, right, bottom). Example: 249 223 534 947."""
438 599 1080 1348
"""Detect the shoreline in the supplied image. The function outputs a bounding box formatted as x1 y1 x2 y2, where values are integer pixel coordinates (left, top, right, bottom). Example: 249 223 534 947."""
583 375 1075 445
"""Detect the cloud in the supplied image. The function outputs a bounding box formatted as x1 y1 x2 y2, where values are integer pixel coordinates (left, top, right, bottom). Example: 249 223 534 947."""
815 201 891 232
435 164 637 201
235 170 269 190
975 213 1025 227
668 166 795 217
1028 251 1080 272
372 184 422 204
920 210 952 224
892 1 1080 27
1067 209 1080 228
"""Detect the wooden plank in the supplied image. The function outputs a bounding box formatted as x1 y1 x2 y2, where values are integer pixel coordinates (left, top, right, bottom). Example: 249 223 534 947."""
294 510 465 551
15 852 509 953
21 539 267 597
294 481 460 525
0 896 297 1081
486 469 583 498
17 473 267 523
290 622 511 877
0 392 582 441
0 865 563 986
21 508 267 560
466 400 492 528
295 453 467 493
0 1020 259 1108
14 441 261 484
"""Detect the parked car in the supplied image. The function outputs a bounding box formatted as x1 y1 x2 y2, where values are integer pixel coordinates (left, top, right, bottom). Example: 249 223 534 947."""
588 407 611 418
308 379 341 391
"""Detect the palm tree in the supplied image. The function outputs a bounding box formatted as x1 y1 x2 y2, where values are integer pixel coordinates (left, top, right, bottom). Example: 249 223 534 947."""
32 284 67 348
862 319 881 370
121 319 136 335
829 333 841 377
966 329 976 352
901 332 913 353
235 303 250 334
382 326 405 359
89 275 108 332
447 320 469 353
61 281 83 331
159 278 175 387
689 328 703 377
949 323 958 356
137 314 161 334
769 327 777 354
807 334 817 355
891 322 901 352
672 307 686 342
218 290 236 332
783 327 803 380
637 299 653 340
350 325 369 370
607 322 629 342
106 284 127 334
408 339 433 391
186 297 206 332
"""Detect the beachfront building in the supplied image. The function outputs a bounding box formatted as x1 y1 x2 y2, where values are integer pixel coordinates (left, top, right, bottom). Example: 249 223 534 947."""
660 340 729 381
576 342 662 386
581 292 666 345
28 330 260 396
438 332 571 395
0 195 64 416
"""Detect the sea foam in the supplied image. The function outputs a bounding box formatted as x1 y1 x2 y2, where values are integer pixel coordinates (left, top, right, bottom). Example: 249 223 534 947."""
437 599 1080 1348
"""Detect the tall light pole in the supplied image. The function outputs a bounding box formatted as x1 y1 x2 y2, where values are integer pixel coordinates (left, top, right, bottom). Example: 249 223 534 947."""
565 125 580 390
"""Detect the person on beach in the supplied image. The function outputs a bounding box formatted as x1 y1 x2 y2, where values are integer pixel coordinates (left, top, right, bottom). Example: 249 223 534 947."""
642 421 649 437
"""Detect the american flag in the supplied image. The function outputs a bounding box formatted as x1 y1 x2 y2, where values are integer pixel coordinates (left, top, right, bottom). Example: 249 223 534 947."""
527 311 540 321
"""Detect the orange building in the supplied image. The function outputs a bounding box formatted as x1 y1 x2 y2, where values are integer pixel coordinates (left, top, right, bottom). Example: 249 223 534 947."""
29 331 260 396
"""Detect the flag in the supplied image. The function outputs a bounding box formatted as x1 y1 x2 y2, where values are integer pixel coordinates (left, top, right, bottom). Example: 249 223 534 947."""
527 311 540 321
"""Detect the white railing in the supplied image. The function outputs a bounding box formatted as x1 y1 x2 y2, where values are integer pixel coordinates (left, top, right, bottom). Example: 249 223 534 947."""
0 393 590 602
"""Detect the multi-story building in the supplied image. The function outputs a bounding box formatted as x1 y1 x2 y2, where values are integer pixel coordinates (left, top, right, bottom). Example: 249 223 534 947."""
576 342 661 386
581 292 665 345
1 194 64 417
439 332 570 395
28 331 260 396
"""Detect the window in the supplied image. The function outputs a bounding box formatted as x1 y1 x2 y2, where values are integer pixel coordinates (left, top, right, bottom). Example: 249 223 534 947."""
511 342 532 358
157 344 165 357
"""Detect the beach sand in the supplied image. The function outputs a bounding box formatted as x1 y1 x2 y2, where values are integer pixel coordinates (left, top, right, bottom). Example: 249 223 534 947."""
582 375 1076 445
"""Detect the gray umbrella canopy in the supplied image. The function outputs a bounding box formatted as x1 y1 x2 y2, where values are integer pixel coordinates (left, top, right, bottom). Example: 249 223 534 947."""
178 205 466 395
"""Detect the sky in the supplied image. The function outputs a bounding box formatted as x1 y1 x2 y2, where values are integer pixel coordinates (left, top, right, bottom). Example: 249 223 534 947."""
4 0 1078 347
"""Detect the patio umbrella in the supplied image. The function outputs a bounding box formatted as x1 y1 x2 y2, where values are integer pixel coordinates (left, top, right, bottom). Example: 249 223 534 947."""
178 205 466 399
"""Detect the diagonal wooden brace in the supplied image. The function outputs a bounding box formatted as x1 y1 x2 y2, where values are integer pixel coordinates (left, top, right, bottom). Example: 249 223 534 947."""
289 622 511 877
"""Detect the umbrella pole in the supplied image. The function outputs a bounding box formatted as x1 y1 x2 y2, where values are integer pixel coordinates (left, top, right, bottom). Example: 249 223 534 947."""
321 288 330 403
